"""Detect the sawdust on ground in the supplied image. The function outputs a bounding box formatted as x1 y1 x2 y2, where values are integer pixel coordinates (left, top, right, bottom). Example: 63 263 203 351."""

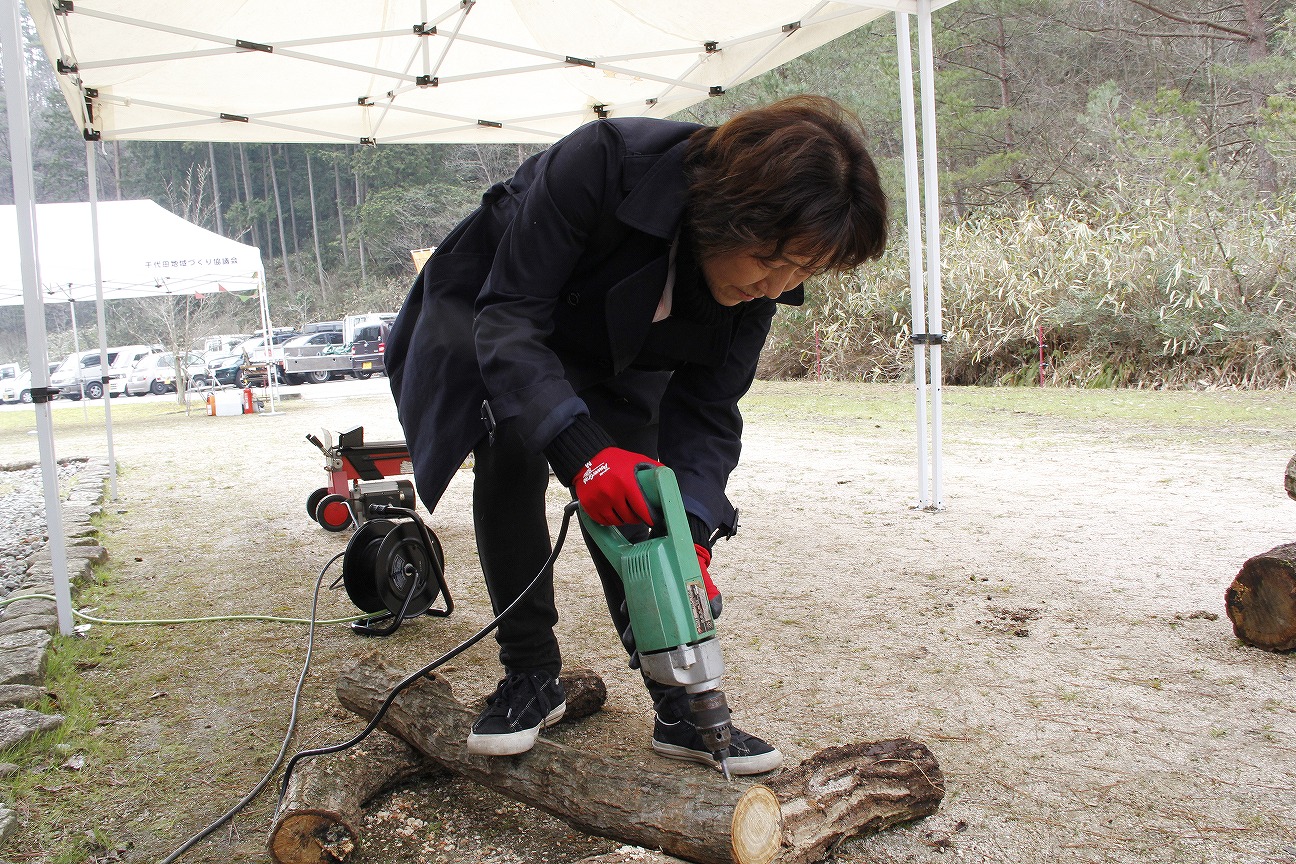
3 378 1294 864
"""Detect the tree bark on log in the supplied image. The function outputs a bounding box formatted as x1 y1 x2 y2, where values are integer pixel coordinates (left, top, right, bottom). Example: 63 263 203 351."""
269 667 608 864
335 655 943 864
1284 453 1296 501
1226 543 1296 652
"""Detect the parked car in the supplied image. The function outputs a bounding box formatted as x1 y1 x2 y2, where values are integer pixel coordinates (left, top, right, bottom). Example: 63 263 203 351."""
105 345 164 397
0 363 20 403
7 362 59 404
125 351 208 395
50 350 116 400
207 353 247 387
350 322 390 379
280 331 347 384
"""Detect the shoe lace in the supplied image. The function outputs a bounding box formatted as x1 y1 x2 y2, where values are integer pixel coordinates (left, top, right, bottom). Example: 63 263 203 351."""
483 670 549 719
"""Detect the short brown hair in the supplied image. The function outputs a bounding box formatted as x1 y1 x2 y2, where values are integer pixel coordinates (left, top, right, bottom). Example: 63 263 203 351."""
684 95 888 272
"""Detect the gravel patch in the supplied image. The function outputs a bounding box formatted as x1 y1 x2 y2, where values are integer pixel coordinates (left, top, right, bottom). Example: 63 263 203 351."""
0 460 89 596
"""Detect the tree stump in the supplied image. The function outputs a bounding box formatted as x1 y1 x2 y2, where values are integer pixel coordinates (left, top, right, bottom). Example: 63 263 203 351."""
269 667 607 864
335 654 943 864
1225 543 1296 652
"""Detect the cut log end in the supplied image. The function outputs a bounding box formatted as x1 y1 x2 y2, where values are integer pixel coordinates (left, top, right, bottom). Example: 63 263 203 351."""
268 811 358 864
730 785 781 864
1226 544 1296 652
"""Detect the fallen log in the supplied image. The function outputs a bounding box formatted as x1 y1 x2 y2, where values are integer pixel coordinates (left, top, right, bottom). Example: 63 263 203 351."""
1285 453 1296 501
269 667 608 864
336 655 943 864
1226 543 1296 652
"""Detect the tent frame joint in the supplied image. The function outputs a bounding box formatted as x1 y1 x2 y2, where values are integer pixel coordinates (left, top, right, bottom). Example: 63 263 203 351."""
235 38 273 54
910 333 945 345
81 128 100 141
55 0 73 16
28 388 62 405
413 23 437 36
708 85 725 97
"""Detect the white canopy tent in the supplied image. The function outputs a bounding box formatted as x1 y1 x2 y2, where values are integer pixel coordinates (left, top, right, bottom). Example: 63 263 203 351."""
0 199 264 303
6 0 958 636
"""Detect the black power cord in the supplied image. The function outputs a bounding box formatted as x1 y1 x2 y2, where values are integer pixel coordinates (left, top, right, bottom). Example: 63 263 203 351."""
159 501 581 863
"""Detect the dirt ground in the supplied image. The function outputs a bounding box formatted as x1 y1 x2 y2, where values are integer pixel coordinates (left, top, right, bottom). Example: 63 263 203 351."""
2 379 1294 864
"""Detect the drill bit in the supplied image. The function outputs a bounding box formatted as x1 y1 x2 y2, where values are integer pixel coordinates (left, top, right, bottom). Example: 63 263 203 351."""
718 753 732 782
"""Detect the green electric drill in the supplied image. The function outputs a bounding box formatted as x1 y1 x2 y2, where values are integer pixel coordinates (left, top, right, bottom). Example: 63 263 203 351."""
578 464 734 780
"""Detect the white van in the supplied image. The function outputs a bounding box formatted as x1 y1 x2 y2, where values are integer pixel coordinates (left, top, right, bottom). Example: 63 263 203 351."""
196 334 252 361
51 345 160 400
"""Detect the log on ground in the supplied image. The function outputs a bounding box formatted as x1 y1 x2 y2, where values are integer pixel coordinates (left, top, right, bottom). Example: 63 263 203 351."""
269 667 607 864
269 731 431 864
1226 543 1296 652
336 655 943 864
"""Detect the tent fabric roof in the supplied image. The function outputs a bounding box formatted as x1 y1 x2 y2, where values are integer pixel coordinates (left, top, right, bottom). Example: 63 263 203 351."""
0 200 264 305
30 0 958 145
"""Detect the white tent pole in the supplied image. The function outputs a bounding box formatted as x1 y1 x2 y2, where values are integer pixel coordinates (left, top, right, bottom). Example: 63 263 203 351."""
917 0 944 510
257 272 278 414
86 140 119 500
2 0 75 636
68 297 89 422
895 10 930 510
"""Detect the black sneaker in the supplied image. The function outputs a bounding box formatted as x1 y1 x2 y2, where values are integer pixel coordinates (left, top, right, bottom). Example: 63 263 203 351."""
652 713 783 775
466 669 566 756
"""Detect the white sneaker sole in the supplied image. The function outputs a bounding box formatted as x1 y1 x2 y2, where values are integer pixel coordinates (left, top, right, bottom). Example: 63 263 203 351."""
651 740 784 775
466 701 566 756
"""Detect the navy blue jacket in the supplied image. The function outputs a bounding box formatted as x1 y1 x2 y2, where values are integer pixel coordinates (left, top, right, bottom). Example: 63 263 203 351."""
385 117 798 536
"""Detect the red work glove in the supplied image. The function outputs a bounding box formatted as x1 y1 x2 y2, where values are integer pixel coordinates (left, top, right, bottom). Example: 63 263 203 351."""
573 447 662 526
695 544 723 620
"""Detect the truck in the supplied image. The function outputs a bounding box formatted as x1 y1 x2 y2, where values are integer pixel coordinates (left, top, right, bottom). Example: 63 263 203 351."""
279 314 395 384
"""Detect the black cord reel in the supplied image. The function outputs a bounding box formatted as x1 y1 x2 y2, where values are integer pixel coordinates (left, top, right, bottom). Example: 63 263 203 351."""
338 504 453 636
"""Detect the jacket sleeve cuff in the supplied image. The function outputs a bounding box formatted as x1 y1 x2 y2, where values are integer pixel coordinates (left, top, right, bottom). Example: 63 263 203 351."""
544 414 617 484
687 513 714 550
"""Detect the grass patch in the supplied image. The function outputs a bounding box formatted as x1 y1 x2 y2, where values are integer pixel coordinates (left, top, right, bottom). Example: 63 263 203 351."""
742 379 1296 435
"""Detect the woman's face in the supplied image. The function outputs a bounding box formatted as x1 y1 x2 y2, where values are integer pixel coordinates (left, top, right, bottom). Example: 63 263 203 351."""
701 247 817 306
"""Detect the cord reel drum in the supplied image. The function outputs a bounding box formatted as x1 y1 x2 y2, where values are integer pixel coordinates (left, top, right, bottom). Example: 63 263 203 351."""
339 506 454 636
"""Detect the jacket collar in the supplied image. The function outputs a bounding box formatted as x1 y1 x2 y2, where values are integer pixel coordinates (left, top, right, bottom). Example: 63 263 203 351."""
614 138 692 239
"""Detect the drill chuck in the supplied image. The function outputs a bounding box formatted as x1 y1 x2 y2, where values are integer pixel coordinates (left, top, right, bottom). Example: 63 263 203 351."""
689 689 733 775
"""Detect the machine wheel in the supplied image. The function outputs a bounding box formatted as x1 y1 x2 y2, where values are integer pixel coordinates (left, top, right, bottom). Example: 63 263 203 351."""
84 381 104 400
307 369 331 384
306 487 329 520
19 389 32 404
315 493 354 532
149 379 168 395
